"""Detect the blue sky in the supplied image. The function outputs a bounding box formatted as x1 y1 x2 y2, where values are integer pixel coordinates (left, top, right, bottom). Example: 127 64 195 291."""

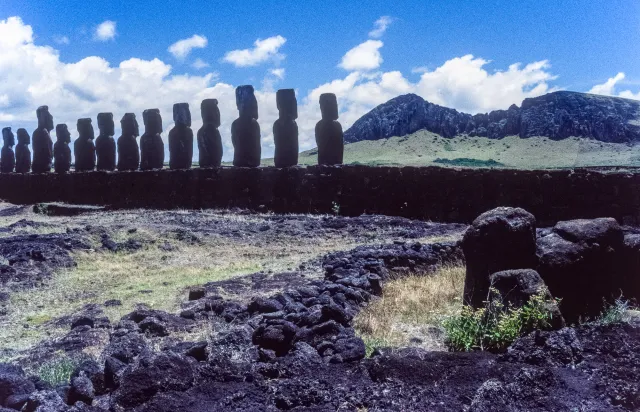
1 0 639 159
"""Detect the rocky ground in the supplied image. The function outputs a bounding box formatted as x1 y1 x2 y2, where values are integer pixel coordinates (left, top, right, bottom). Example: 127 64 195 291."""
0 203 638 411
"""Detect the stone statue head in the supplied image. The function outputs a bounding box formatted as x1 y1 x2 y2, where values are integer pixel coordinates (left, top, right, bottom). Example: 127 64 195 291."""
97 113 115 136
121 113 139 137
2 127 14 147
17 129 30 145
173 103 191 127
77 118 95 140
320 93 339 121
277 89 298 120
143 109 163 134
201 99 221 127
55 124 71 144
236 85 259 120
36 106 54 131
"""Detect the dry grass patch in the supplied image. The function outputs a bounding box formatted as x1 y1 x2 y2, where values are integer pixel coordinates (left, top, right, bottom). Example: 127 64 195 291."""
354 264 465 353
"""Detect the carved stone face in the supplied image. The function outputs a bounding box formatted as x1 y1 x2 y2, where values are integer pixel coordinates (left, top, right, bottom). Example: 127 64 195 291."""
201 99 221 127
173 103 191 127
143 109 163 134
17 129 30 145
97 113 115 136
277 89 298 120
121 113 139 137
77 118 95 140
319 93 339 121
55 124 71 144
236 85 259 120
2 127 14 147
36 106 54 131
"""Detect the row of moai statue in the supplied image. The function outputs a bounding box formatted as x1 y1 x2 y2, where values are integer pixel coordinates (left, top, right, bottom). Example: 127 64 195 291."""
0 86 344 174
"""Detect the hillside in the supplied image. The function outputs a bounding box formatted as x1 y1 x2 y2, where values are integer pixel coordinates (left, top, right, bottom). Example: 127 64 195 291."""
344 91 640 144
293 130 640 169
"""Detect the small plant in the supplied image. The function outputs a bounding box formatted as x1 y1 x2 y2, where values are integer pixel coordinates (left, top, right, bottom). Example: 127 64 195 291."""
598 298 631 325
443 289 557 352
331 201 340 215
37 354 79 386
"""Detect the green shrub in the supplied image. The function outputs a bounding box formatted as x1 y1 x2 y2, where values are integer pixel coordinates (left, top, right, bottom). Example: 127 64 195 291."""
443 289 557 352
37 354 79 386
598 298 631 325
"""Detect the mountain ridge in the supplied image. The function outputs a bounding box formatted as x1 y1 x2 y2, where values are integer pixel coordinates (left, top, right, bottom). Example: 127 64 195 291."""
343 91 640 144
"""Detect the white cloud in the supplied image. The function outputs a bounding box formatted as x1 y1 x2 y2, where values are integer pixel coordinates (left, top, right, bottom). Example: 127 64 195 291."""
191 58 210 70
168 35 208 60
94 20 116 41
53 35 69 45
589 72 625 96
588 72 640 100
339 40 384 71
369 16 393 38
0 16 562 161
270 68 285 79
223 35 286 67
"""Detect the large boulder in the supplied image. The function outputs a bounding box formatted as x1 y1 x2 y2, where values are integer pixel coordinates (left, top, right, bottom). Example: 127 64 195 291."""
0 364 36 409
537 218 625 321
621 234 640 303
462 207 537 307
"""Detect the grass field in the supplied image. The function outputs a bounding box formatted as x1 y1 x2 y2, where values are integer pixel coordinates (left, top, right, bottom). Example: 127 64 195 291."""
267 131 640 169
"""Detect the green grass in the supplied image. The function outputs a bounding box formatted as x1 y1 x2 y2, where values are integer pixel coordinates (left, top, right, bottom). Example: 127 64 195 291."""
433 158 505 168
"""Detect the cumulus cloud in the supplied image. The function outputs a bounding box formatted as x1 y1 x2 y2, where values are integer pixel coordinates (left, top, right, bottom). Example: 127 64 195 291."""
0 16 562 161
168 35 208 60
588 72 640 100
53 35 69 45
94 20 116 41
369 16 394 38
191 58 210 70
223 35 286 67
339 40 384 71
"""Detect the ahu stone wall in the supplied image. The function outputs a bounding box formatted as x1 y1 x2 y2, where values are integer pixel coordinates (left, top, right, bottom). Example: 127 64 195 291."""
0 165 639 225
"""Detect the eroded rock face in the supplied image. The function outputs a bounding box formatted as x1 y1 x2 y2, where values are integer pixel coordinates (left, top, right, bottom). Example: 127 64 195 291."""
168 103 193 170
96 113 116 172
140 109 164 170
315 93 344 165
462 207 537 308
197 99 223 168
53 124 71 174
231 86 261 167
537 217 626 321
31 106 54 173
117 113 140 171
344 91 640 143
273 89 299 168
74 118 96 172
1 128 15 173
15 129 31 174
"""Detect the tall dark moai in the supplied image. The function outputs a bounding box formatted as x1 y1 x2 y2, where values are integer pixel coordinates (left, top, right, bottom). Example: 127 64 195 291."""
96 113 116 171
168 103 193 170
1 128 15 173
74 118 96 172
315 93 344 165
197 99 223 168
273 89 299 168
231 85 261 167
32 106 54 173
53 124 71 173
140 109 165 170
15 129 31 173
117 113 140 171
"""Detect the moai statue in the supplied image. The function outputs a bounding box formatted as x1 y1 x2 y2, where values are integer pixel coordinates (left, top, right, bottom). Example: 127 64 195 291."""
117 113 140 171
140 109 165 170
74 118 96 172
15 129 31 173
96 113 116 171
53 124 71 173
168 103 193 170
231 85 261 167
198 99 223 168
32 106 54 173
273 89 299 168
315 93 344 165
1 128 15 173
